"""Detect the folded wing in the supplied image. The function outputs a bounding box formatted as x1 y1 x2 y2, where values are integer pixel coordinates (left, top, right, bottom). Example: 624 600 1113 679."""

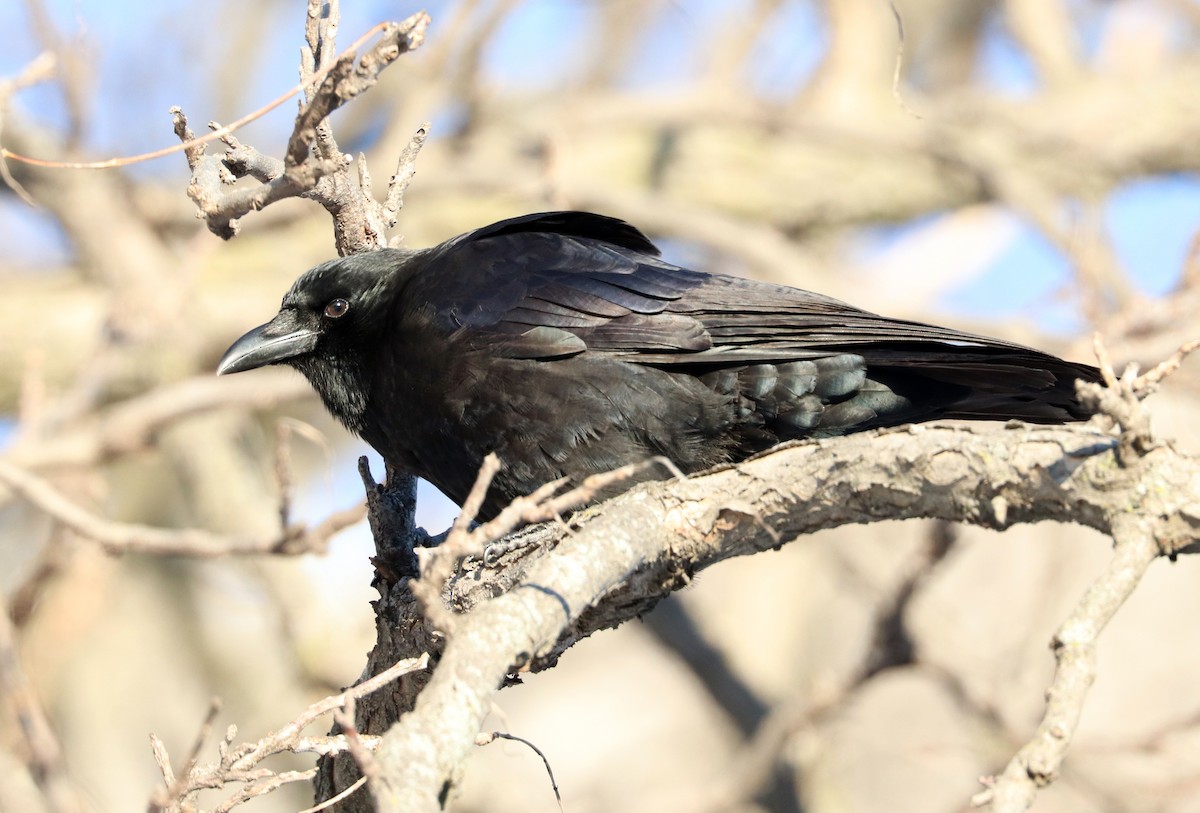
411 212 1099 429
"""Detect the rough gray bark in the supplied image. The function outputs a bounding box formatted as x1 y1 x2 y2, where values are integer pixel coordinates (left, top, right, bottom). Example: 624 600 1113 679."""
314 415 1200 811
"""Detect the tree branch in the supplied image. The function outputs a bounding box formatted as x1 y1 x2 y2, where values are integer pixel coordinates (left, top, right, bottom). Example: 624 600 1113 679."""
175 10 430 252
975 514 1159 811
147 654 429 813
0 608 84 813
6 369 313 471
364 417 1200 810
0 459 365 557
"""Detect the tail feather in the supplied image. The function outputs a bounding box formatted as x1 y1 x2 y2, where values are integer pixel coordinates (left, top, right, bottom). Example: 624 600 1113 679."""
863 351 1102 424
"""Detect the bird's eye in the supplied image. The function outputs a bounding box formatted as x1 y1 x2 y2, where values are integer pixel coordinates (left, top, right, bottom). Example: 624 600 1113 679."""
323 298 350 319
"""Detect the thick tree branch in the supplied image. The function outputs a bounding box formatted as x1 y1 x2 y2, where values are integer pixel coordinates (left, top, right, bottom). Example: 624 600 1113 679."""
365 420 1199 810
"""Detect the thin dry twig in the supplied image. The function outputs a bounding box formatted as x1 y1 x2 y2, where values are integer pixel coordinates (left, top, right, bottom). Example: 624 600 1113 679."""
147 653 429 812
180 10 430 247
169 104 204 171
292 734 383 756
455 453 503 536
0 21 404 171
412 456 682 631
0 459 365 557
333 696 380 784
0 50 56 203
211 768 320 813
148 699 223 812
227 653 429 773
6 370 314 471
383 125 428 238
888 2 921 119
972 516 1160 812
1077 334 1199 461
298 776 369 813
7 532 72 626
1131 337 1200 395
0 608 85 813
475 731 563 811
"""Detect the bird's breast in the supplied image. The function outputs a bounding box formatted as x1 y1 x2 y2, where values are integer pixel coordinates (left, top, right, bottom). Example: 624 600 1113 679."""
360 341 738 514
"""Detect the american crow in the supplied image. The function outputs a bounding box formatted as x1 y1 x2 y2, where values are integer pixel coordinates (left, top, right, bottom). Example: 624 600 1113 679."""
219 211 1100 519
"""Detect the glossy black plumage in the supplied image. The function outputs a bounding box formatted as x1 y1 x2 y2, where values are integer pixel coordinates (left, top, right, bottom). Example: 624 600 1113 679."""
218 211 1101 519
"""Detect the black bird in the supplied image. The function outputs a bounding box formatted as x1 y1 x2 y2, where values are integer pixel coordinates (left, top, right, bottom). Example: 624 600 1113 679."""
218 211 1100 519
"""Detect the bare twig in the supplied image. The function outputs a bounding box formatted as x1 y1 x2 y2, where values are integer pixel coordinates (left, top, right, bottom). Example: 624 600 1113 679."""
147 653 429 812
298 776 369 813
333 696 379 783
6 370 314 471
293 734 382 756
412 456 681 631
226 653 428 773
383 125 428 239
1130 337 1200 395
0 50 57 203
149 733 176 797
888 2 921 119
1077 334 1199 461
475 731 563 811
0 460 365 557
210 768 320 813
972 516 1160 812
169 106 203 171
453 453 503 537
0 608 85 813
8 532 73 627
148 699 222 812
301 0 343 168
1 21 406 171
177 10 430 250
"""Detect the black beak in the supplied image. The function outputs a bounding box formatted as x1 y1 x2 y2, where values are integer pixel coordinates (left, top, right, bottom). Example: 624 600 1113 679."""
217 311 319 375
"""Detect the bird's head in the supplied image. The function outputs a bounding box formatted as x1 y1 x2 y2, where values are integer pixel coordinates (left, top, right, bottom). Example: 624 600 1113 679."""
217 249 412 428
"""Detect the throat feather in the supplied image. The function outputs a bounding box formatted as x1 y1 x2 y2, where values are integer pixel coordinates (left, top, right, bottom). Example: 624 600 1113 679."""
292 356 369 433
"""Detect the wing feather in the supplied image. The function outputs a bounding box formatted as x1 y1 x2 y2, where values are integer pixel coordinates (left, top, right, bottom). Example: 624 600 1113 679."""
408 212 1089 385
